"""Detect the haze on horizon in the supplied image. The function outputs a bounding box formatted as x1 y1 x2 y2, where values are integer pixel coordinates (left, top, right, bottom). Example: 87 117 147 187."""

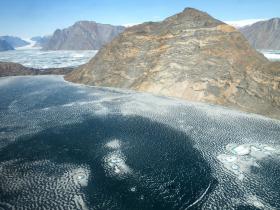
0 0 280 38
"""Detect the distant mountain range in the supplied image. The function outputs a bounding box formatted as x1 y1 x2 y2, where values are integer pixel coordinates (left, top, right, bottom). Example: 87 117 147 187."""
31 36 51 48
2 17 280 52
0 20 125 51
0 39 14 51
0 36 30 48
240 18 280 50
0 21 124 51
42 21 125 50
66 8 280 120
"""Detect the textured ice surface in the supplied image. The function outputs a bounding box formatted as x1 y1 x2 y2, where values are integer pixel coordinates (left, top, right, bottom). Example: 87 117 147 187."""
218 143 280 180
231 144 251 156
0 76 279 210
105 139 122 149
0 49 97 68
104 151 132 176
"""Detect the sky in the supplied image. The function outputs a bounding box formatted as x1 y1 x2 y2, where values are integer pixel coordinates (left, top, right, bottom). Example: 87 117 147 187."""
0 0 279 38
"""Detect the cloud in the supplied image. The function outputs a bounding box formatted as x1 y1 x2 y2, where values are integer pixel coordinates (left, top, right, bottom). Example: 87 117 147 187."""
225 19 266 28
122 23 140 27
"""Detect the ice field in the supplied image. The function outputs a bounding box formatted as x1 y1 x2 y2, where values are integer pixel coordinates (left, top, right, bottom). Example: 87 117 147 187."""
0 49 97 69
0 76 279 209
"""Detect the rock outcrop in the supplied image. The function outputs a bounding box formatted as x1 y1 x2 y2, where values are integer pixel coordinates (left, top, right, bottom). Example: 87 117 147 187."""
65 8 280 119
240 18 280 50
0 61 73 77
0 40 14 51
43 21 125 50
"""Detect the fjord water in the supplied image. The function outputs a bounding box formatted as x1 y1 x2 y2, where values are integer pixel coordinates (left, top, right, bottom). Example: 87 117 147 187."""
0 76 280 209
0 49 97 69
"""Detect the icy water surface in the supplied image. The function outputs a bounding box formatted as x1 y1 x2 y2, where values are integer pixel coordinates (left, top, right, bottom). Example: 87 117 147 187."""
0 76 279 210
0 49 97 69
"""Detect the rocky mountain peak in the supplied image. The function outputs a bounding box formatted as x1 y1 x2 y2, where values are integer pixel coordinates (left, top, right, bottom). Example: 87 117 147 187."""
268 18 280 23
0 36 29 48
73 20 97 27
65 8 280 120
164 7 223 28
268 18 280 28
43 21 125 50
240 17 280 50
181 7 216 20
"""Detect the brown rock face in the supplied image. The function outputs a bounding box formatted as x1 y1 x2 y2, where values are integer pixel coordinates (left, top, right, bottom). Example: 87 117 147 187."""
65 8 280 120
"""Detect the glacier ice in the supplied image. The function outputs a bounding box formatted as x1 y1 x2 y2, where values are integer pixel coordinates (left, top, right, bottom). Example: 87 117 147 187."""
0 49 97 69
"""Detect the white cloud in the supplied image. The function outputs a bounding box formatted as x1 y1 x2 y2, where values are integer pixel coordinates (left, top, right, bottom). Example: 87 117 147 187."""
225 19 266 28
122 23 140 27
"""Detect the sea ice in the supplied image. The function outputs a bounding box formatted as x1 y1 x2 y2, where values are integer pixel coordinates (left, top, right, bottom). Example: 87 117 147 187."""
232 145 251 156
218 143 280 179
105 139 121 149
130 187 136 192
104 152 131 176
71 167 90 187
217 154 237 163
0 49 97 69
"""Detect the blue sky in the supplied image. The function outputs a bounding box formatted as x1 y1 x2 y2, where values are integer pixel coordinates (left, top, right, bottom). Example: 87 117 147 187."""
0 0 279 38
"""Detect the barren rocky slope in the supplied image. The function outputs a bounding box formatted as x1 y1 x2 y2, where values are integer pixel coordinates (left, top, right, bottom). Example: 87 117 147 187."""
240 18 280 50
43 21 125 50
65 8 280 119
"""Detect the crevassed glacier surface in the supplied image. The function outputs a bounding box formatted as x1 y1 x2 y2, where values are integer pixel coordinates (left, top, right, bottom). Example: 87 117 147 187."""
0 76 279 210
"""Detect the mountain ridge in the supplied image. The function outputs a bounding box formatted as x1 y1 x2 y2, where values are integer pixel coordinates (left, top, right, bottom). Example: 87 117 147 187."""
0 36 30 48
43 21 125 50
31 36 51 48
65 8 280 119
240 18 280 50
0 40 14 51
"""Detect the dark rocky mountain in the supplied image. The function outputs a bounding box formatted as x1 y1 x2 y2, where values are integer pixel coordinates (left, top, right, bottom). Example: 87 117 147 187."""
0 61 74 77
0 36 30 48
31 36 51 48
0 40 14 51
43 21 125 50
240 18 280 50
65 8 280 120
